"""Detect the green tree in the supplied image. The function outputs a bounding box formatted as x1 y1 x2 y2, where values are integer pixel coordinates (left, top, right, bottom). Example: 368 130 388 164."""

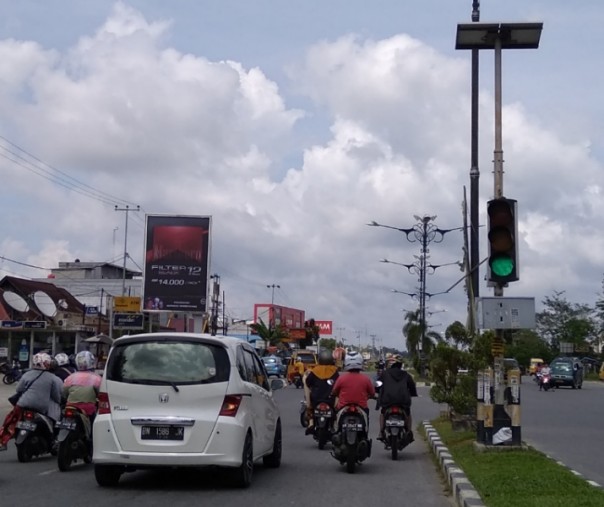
505 330 553 368
248 319 288 347
402 309 442 371
299 318 320 349
429 342 475 416
536 291 596 352
318 338 336 350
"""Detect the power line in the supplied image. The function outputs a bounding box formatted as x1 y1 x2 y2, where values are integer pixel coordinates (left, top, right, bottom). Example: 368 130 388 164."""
0 135 139 208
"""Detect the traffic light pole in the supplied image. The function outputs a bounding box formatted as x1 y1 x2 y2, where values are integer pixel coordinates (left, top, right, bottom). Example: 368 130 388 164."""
488 36 520 447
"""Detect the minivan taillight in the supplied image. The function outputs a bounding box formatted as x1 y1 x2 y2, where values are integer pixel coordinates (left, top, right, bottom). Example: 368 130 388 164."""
220 395 243 417
97 392 111 415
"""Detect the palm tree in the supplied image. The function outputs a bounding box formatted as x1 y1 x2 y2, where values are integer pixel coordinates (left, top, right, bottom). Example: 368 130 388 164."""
248 318 289 347
402 309 442 370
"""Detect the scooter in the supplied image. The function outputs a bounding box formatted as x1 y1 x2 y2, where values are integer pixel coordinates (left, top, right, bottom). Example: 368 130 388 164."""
2 361 24 385
330 404 372 473
539 373 552 392
381 405 413 460
15 409 57 462
313 401 335 450
56 405 94 471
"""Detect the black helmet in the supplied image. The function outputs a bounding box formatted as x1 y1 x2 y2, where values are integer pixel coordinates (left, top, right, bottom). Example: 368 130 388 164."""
318 349 335 365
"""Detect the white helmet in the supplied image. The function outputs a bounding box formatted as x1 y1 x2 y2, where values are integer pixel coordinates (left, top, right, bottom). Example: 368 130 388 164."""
55 353 69 366
33 352 52 370
75 350 96 371
344 351 364 371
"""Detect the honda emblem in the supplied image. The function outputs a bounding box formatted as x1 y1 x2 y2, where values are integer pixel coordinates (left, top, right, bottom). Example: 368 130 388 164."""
159 393 169 403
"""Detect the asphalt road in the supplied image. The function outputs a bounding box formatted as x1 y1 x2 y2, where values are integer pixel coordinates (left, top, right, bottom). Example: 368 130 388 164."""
0 381 453 507
521 376 604 485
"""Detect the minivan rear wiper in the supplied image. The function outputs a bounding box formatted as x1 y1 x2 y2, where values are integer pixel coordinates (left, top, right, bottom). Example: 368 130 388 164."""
127 378 180 392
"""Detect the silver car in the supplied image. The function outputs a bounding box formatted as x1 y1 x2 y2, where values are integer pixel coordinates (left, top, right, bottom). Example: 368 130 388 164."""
93 333 284 488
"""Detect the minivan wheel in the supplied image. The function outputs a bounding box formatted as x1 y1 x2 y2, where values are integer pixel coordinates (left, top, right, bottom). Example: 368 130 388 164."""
95 464 122 487
263 422 282 468
232 434 253 488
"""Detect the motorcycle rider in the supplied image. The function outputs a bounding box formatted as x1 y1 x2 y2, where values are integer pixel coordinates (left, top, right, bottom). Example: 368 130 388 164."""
538 362 551 391
331 351 375 415
63 351 102 422
52 353 75 381
0 352 63 450
377 354 417 442
304 349 339 435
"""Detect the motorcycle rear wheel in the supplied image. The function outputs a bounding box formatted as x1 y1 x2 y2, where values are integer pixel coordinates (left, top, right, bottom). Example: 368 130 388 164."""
57 436 73 471
317 428 328 450
2 374 15 385
346 448 356 473
17 443 32 463
390 435 399 461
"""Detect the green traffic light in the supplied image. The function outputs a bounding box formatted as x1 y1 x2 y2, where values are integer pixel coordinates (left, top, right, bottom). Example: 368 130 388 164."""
491 256 515 277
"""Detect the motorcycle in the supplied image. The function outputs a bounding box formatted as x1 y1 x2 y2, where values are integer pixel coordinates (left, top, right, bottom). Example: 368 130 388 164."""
539 373 552 392
293 373 304 389
330 404 372 473
14 409 57 462
2 361 23 385
56 405 94 471
313 401 335 450
381 405 413 460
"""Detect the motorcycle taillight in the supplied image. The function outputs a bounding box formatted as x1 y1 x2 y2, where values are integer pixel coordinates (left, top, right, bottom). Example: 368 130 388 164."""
64 407 77 418
24 411 35 420
317 402 330 410
390 406 400 414
347 405 358 413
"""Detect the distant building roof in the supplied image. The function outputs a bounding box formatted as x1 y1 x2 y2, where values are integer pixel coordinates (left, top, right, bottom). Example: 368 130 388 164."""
0 275 84 321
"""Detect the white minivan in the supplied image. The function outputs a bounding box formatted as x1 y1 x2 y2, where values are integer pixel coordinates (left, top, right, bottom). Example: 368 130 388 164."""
93 333 284 488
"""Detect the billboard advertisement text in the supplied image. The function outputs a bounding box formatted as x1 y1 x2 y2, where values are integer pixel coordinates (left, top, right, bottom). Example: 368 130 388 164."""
143 215 211 312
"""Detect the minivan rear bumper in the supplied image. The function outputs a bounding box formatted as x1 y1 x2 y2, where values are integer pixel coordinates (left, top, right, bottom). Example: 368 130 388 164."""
93 416 247 467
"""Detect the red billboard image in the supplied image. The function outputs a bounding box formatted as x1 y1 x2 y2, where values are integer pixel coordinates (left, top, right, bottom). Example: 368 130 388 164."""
143 215 211 312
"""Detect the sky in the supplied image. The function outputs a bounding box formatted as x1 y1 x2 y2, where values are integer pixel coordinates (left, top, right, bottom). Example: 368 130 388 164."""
0 1 603 350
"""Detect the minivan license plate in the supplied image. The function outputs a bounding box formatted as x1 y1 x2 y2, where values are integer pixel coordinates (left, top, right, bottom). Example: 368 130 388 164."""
141 425 184 440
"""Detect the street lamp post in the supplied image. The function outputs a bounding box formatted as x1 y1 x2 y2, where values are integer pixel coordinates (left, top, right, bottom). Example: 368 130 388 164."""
456 21 543 446
370 215 462 373
266 284 280 329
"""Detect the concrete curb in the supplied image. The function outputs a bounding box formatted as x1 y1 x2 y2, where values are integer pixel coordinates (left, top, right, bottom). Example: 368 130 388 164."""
423 421 485 507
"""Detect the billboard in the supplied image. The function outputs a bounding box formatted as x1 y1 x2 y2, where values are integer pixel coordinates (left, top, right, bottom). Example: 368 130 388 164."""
143 215 211 312
314 320 333 335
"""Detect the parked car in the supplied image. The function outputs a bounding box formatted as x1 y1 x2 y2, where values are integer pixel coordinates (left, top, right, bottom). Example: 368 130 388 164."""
93 333 285 488
262 355 286 378
550 357 583 389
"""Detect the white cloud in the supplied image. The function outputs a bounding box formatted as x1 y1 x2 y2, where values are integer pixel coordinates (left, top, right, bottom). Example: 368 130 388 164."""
1 2 603 348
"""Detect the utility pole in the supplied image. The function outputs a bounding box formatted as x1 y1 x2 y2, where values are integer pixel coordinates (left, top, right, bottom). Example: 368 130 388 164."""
371 216 462 374
115 205 140 296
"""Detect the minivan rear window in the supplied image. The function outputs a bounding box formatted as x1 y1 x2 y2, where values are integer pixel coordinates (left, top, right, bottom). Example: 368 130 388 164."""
106 339 230 385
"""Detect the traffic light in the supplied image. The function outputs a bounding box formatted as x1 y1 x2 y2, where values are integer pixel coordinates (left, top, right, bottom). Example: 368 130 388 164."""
487 198 518 284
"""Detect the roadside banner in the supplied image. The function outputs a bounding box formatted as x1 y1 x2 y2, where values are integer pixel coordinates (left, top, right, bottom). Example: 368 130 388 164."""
143 215 211 312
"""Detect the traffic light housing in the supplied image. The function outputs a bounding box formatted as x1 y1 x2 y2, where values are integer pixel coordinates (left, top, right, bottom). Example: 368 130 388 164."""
487 198 518 284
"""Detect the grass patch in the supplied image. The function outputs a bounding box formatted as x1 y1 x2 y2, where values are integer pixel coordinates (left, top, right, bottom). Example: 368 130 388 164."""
431 418 604 507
